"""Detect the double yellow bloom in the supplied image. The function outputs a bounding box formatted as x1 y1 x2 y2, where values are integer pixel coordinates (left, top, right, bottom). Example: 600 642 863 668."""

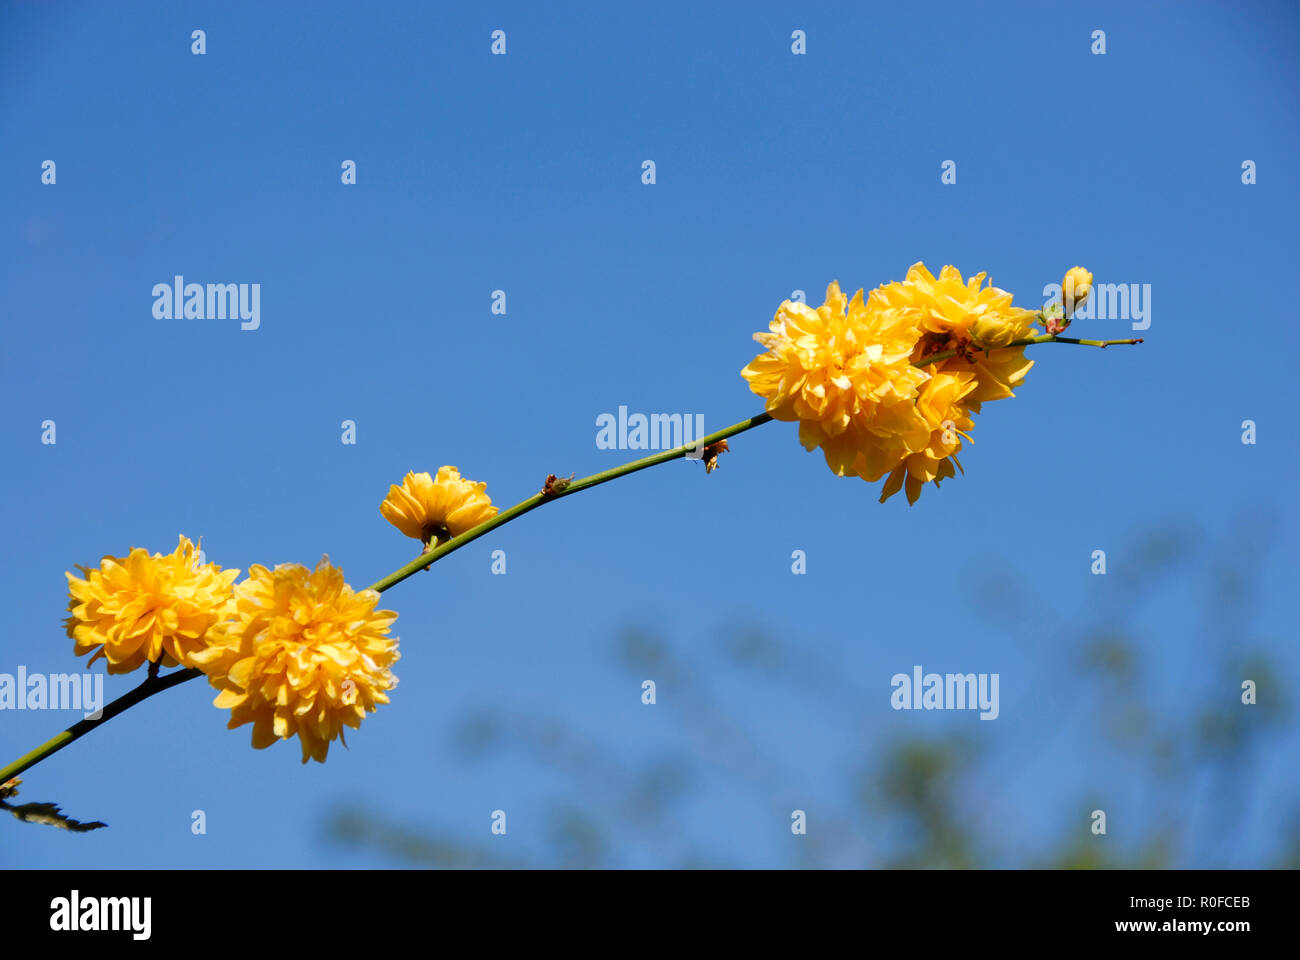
65 537 239 674
190 560 399 764
65 537 399 763
742 262 1041 504
62 462 500 763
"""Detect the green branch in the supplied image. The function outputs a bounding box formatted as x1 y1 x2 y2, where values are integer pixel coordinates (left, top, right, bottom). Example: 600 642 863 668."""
917 333 1144 368
366 412 772 593
0 668 200 784
0 333 1143 788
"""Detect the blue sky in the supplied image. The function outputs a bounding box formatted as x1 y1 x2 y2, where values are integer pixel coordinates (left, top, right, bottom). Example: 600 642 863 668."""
1 0 1297 867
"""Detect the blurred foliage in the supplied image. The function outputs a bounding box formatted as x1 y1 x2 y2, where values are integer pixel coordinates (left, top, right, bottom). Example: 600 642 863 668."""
0 778 106 833
325 517 1296 867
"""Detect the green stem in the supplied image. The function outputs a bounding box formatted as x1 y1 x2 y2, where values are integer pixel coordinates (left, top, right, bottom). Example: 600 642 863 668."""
366 412 772 594
0 668 200 784
0 333 1144 786
917 334 1143 368
0 414 773 784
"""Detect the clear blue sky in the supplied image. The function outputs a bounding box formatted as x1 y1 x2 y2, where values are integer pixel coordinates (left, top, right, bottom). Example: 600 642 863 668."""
1 0 1296 867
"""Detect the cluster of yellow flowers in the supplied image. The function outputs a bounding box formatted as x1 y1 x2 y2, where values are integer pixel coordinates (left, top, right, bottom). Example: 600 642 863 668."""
58 265 1096 763
62 469 498 762
742 263 1092 504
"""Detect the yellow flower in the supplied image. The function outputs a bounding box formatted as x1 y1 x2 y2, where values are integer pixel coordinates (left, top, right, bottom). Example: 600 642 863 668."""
741 281 931 480
191 558 399 764
871 262 1036 340
866 263 1039 503
380 467 499 548
872 262 1039 409
878 370 977 505
64 536 238 674
1063 266 1093 315
742 264 1042 504
969 313 1022 348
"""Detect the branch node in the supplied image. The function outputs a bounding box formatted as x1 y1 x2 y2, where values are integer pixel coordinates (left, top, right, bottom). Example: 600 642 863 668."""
702 440 730 473
541 472 575 498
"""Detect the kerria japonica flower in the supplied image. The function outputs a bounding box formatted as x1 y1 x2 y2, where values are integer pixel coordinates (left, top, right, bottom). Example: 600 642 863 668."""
64 535 238 674
189 557 399 763
380 467 499 550
743 262 1042 504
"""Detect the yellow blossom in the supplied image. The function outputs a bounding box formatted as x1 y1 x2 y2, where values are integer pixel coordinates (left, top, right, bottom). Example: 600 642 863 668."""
865 263 1040 502
969 313 1023 348
741 281 931 480
64 536 238 674
190 558 399 764
878 370 977 505
743 264 1049 503
871 262 1039 409
1063 266 1093 315
380 467 499 548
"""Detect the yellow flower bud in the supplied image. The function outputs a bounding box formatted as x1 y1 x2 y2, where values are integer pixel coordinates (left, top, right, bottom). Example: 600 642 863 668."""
970 313 1020 348
1063 266 1093 315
